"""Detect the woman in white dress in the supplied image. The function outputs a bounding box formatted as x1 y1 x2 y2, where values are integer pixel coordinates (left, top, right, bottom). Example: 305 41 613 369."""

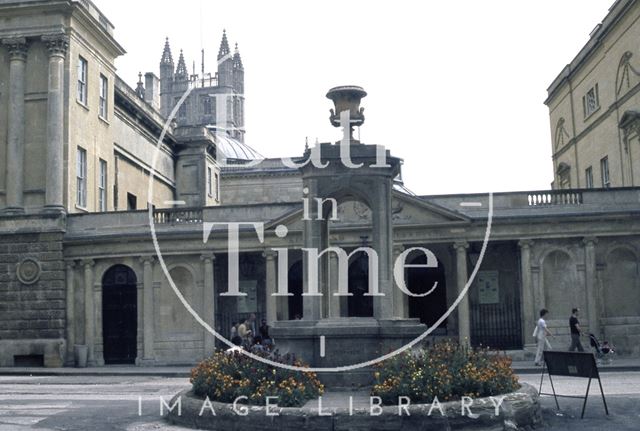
534 308 554 366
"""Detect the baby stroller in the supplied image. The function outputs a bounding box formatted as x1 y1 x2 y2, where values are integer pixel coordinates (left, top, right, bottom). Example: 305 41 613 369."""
589 333 615 364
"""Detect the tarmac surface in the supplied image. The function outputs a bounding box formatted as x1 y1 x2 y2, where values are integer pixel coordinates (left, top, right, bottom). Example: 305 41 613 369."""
0 359 639 430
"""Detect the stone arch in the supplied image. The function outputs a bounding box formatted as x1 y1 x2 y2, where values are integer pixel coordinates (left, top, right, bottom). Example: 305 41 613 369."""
542 249 582 319
95 259 142 289
101 264 138 364
165 262 199 285
316 180 377 218
603 246 639 317
537 244 579 268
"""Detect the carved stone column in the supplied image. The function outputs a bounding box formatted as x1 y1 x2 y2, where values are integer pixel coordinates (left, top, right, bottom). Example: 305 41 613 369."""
454 242 470 346
583 237 599 337
140 256 155 363
42 34 68 212
393 244 406 318
201 254 215 354
518 240 535 347
2 38 28 214
373 180 394 319
328 252 340 318
82 259 95 366
264 251 277 325
65 261 76 365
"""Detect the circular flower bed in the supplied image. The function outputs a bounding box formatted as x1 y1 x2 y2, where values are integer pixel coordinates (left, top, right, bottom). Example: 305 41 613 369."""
372 340 519 404
190 350 324 407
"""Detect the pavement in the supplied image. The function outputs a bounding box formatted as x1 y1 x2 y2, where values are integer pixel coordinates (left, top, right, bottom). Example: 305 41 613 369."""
0 358 639 430
1 356 638 377
0 371 639 430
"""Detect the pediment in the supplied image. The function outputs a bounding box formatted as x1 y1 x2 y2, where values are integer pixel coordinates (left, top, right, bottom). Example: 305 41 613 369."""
266 191 469 232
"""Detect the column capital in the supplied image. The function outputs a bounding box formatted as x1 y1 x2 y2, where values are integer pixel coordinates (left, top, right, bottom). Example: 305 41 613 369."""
582 236 598 247
263 249 276 260
518 239 534 249
200 253 216 263
140 255 155 265
81 258 95 268
2 37 28 61
453 241 469 251
42 33 69 57
393 243 405 255
64 260 76 269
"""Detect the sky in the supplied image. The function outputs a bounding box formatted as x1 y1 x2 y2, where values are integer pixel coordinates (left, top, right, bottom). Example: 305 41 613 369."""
97 0 613 196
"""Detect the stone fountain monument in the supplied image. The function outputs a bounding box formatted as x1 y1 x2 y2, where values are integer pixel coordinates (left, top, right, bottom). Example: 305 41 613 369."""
271 86 426 386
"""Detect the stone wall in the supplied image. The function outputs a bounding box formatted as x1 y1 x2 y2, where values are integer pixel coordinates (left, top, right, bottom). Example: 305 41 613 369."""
167 383 542 431
0 215 66 367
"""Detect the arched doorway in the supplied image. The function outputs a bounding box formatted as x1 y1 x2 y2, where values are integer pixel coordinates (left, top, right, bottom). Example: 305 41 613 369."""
348 251 374 317
288 261 303 320
102 265 137 364
543 250 581 318
604 248 639 317
407 253 447 328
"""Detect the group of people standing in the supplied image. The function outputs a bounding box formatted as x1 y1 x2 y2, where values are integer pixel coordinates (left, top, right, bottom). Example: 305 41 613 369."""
228 314 273 353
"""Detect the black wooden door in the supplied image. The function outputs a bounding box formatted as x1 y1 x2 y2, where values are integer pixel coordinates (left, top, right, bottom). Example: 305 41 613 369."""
102 265 137 364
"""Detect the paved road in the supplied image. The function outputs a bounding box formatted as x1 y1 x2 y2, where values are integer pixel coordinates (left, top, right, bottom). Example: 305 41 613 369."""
519 372 640 430
0 375 190 430
0 372 639 430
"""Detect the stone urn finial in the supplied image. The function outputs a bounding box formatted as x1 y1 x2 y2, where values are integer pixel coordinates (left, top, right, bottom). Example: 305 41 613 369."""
326 85 367 143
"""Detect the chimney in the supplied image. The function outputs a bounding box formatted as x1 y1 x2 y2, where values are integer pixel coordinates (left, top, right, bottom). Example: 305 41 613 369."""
144 72 161 110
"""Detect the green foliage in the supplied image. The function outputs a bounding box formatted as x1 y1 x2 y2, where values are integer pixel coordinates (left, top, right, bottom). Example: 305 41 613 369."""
372 340 520 404
190 350 324 407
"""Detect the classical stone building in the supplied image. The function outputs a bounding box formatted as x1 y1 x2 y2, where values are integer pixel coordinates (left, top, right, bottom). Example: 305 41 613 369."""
546 0 640 189
0 0 639 369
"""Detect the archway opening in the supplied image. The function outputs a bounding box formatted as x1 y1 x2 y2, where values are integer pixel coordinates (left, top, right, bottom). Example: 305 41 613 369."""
605 248 639 317
407 252 447 328
348 251 374 317
287 261 303 320
543 250 580 318
102 265 137 364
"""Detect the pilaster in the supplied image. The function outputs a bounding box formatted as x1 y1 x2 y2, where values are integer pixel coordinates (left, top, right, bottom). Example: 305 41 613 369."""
81 259 95 366
454 241 470 346
518 240 535 347
201 253 215 354
64 260 76 366
140 256 155 363
264 250 277 326
583 237 599 337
